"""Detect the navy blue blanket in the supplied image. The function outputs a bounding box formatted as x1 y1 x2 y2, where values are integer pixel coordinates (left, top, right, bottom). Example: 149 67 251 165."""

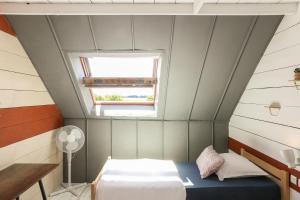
175 163 280 200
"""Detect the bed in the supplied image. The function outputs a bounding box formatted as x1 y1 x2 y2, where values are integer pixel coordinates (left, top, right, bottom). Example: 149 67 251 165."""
177 162 280 200
91 148 289 200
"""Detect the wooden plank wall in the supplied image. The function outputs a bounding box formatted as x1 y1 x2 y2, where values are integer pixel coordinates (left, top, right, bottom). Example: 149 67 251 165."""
229 11 300 200
0 16 63 200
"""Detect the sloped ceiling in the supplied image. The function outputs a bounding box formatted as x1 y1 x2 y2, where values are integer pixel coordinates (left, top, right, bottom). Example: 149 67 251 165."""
7 15 281 120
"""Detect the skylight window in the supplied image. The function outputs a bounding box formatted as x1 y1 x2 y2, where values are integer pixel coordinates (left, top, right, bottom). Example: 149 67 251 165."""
81 54 160 106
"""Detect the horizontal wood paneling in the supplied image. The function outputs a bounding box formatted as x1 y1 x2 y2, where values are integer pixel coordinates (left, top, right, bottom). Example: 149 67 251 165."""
276 11 300 33
247 66 296 89
240 87 300 106
234 103 300 128
0 70 46 91
0 51 38 76
0 30 26 57
0 105 63 148
230 115 300 149
265 23 300 55
256 44 300 73
255 45 300 73
0 16 15 36
229 126 296 165
0 90 53 108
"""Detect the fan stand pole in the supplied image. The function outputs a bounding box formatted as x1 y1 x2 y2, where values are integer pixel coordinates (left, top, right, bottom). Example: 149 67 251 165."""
49 151 87 198
68 150 72 188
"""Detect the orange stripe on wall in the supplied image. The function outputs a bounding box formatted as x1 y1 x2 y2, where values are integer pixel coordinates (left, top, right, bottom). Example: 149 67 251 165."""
229 137 300 192
0 105 63 148
0 16 16 36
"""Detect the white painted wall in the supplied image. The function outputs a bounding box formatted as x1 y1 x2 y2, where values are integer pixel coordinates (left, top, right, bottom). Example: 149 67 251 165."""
229 10 300 199
0 29 62 200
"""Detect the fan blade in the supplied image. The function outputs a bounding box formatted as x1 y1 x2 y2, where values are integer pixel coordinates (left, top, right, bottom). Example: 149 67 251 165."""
58 131 68 142
67 134 76 143
71 129 82 139
66 141 79 151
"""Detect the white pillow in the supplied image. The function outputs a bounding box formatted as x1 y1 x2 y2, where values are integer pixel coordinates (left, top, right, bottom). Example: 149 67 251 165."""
216 153 268 181
196 145 224 179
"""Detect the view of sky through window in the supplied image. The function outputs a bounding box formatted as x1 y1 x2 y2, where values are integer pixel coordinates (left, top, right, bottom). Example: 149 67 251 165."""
87 56 158 104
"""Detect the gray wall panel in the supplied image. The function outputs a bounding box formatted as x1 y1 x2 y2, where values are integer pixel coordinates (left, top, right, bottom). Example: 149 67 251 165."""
134 16 172 50
87 119 111 182
189 121 212 162
137 121 163 159
7 16 84 118
214 121 229 153
50 16 95 51
191 16 254 120
216 16 282 120
134 16 173 120
164 121 188 162
164 16 214 120
112 120 137 158
64 118 87 182
91 16 132 50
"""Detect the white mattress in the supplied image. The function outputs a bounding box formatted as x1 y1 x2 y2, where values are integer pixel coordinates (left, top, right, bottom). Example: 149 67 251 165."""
96 159 186 200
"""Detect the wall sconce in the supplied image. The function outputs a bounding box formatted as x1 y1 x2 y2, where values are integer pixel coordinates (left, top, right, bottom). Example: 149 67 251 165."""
280 149 300 168
264 101 281 116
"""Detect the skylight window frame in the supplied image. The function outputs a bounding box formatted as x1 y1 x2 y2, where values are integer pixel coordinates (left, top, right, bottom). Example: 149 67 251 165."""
80 54 160 106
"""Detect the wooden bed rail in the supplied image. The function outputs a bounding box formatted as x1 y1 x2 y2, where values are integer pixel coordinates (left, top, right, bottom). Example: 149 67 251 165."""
241 148 289 200
91 156 111 200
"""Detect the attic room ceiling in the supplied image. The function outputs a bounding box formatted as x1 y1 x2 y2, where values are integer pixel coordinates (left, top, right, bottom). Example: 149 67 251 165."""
7 15 281 120
0 0 298 15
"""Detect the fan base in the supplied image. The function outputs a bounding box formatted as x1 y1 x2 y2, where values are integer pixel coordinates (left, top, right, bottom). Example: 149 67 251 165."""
49 183 87 198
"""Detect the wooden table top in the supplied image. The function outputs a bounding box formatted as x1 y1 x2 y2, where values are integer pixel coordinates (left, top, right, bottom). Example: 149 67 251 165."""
0 163 58 200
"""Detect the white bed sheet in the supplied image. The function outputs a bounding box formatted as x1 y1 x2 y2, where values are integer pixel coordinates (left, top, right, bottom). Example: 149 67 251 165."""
96 159 186 200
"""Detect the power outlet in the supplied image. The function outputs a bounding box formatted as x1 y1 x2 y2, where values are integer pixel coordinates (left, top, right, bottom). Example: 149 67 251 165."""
290 175 297 185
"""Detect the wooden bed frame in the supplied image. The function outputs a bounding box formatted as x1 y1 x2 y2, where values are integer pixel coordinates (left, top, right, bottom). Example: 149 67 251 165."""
91 149 289 200
240 148 289 200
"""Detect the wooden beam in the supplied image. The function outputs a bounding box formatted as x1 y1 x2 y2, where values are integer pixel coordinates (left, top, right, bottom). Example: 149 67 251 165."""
198 3 298 15
0 3 297 15
82 77 157 88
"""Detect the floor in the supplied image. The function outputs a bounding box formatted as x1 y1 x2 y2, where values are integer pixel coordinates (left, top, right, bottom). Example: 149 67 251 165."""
49 184 91 200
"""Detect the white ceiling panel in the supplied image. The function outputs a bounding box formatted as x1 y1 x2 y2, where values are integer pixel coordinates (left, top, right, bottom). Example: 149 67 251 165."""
91 0 112 3
237 0 259 3
112 0 133 2
48 0 70 3
69 0 91 3
155 0 175 3
175 0 193 3
134 0 154 3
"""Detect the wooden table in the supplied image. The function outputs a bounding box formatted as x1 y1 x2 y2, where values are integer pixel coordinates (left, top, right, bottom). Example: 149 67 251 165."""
0 163 58 200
